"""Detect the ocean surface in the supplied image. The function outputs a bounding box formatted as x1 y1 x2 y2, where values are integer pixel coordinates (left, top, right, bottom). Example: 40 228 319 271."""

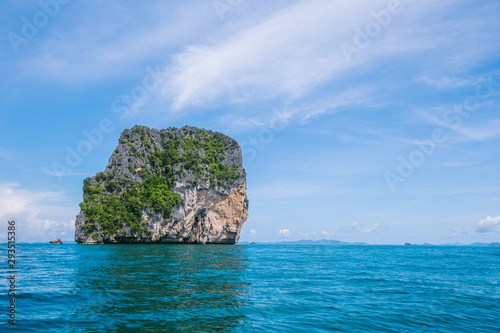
1 244 499 332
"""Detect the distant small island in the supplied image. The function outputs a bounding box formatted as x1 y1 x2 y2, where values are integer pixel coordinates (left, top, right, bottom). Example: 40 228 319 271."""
75 126 248 245
239 240 368 245
49 238 64 244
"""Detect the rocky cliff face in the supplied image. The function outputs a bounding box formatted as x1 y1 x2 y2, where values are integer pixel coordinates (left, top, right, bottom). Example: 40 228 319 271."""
75 125 248 244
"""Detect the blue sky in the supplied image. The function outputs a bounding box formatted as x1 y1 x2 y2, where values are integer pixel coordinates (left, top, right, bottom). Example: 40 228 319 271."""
1 0 499 244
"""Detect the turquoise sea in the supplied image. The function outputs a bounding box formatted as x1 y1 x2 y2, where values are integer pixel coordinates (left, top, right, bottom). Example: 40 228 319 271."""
1 244 499 332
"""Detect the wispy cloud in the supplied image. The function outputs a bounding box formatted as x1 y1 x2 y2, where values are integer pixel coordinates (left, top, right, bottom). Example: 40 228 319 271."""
457 120 500 141
417 75 472 89
449 226 472 237
361 223 382 234
43 168 90 178
419 110 500 142
293 230 336 240
320 230 336 239
340 222 384 234
214 90 373 132
248 181 325 200
342 222 360 233
159 0 368 110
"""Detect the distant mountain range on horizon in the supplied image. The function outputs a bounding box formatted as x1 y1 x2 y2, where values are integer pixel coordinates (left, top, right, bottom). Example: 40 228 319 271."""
238 240 500 247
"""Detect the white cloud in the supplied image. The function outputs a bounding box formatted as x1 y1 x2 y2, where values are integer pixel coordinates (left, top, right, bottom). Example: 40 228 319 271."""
249 229 257 235
449 217 500 236
321 230 335 239
449 226 473 237
279 229 290 237
295 230 336 240
342 222 360 233
476 216 500 233
0 183 75 242
141 0 410 112
341 222 384 234
361 223 381 234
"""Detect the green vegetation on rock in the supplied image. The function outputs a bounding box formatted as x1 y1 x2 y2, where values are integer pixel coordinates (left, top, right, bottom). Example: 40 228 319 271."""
80 174 183 236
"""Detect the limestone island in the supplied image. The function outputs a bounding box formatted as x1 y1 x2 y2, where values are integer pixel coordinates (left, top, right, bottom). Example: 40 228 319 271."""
49 238 64 244
75 126 248 244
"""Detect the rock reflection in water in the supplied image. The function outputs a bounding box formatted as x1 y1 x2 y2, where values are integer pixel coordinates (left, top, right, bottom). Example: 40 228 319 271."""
73 245 249 332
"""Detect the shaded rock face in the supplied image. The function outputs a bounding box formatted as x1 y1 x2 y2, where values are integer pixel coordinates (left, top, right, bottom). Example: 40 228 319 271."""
49 238 64 244
75 126 248 244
